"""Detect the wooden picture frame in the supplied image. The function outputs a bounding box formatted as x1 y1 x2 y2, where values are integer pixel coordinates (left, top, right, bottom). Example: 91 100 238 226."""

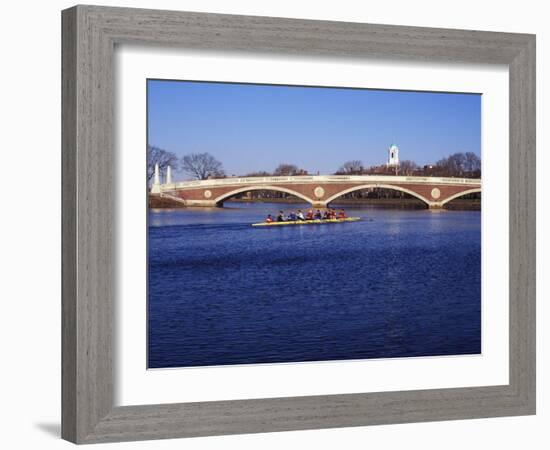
62 5 536 444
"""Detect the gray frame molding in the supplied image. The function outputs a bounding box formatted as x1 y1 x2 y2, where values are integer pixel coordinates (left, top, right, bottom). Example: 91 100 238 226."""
61 5 536 444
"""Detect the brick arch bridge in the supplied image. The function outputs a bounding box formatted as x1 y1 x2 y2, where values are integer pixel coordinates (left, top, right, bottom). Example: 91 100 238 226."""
152 175 481 209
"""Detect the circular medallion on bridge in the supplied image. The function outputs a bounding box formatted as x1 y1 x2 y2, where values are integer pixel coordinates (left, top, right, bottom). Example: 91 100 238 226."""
204 190 212 199
431 188 441 199
314 187 325 199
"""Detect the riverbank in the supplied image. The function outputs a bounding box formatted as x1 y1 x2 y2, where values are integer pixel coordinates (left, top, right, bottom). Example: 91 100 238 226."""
149 195 186 209
148 195 481 210
331 198 481 210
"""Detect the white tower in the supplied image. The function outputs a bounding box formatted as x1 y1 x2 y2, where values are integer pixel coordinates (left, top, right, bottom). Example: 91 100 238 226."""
387 144 399 166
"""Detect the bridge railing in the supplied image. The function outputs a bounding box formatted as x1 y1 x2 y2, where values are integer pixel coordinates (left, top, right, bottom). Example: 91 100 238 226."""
158 174 481 190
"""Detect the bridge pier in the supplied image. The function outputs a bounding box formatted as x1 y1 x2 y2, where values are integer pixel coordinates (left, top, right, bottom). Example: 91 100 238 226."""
311 202 328 209
428 202 443 209
185 200 218 207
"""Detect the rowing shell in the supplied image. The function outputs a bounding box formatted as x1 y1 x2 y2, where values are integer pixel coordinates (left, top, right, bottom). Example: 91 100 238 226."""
252 217 361 227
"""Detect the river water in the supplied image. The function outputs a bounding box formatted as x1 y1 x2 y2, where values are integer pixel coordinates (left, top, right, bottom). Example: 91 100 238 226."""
148 202 481 368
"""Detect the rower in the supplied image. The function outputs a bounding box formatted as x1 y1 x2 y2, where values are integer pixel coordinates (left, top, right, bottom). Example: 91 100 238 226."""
306 209 314 220
297 210 305 221
314 210 322 219
276 211 284 222
338 209 347 219
266 214 274 223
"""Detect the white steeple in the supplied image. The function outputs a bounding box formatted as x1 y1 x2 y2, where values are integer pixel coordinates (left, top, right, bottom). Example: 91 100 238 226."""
166 165 172 184
387 144 399 166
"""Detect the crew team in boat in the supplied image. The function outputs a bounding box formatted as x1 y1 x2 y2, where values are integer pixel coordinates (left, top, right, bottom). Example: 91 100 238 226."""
265 208 347 223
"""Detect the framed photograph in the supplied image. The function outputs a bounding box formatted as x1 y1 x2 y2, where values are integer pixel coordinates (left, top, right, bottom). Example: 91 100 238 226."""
62 5 535 444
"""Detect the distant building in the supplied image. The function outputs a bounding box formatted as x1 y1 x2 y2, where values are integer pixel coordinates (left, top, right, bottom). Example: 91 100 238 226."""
387 144 399 167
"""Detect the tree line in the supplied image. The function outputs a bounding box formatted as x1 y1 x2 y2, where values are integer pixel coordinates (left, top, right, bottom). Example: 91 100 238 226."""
148 145 481 182
335 152 481 178
148 146 310 182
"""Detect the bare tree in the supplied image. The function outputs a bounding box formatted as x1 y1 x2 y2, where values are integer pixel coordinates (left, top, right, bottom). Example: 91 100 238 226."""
398 160 419 176
435 152 480 177
433 152 482 177
337 160 364 175
244 170 272 177
181 152 225 180
450 153 467 176
147 145 178 181
273 163 300 176
464 152 481 175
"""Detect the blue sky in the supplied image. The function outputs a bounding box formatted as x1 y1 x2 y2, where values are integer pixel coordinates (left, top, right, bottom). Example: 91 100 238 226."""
147 79 481 177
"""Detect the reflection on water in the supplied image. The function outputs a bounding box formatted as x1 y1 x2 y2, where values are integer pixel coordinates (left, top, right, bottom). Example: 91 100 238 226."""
148 202 481 368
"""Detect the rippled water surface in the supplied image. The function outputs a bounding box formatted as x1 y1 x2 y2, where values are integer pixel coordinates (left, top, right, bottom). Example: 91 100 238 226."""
148 202 481 368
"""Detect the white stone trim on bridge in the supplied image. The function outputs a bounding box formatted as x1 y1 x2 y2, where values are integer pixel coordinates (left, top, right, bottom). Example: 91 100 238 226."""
323 184 433 206
212 185 315 206
439 187 483 205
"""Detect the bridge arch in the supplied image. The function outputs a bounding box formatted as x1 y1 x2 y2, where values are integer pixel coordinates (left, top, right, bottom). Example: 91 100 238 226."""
324 184 432 207
440 188 482 206
213 185 315 206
